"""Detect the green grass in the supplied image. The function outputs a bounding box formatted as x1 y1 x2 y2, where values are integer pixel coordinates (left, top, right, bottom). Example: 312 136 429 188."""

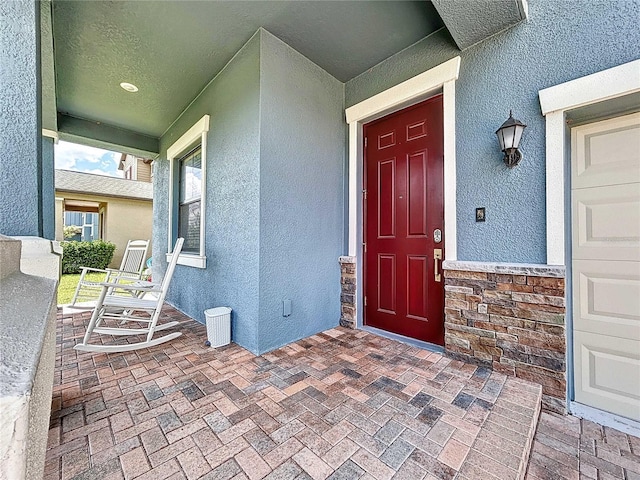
57 272 105 305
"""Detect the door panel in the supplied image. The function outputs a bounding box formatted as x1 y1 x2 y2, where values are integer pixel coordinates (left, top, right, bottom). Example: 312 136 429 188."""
378 159 396 238
378 131 396 149
364 95 444 345
572 183 640 262
378 254 396 314
574 331 640 421
407 255 428 320
573 259 640 339
573 113 640 189
407 152 428 237
572 112 640 421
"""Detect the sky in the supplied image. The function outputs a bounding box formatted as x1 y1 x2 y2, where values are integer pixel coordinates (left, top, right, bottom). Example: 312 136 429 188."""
54 141 123 177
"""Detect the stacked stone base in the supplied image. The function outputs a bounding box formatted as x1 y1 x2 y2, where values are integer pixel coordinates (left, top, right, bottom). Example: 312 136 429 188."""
339 256 356 328
443 261 567 414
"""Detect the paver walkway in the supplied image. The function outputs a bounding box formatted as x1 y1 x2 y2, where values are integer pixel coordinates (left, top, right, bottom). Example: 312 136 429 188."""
45 305 638 480
526 411 640 480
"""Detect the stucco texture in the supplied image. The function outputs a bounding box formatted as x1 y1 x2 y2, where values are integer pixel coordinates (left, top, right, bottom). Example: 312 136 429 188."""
155 34 262 353
41 138 55 240
40 0 56 133
155 30 345 354
432 0 527 50
258 31 344 353
0 0 43 237
345 0 640 263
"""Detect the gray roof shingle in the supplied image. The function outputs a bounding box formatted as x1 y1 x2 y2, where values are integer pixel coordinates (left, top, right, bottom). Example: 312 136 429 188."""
55 169 153 200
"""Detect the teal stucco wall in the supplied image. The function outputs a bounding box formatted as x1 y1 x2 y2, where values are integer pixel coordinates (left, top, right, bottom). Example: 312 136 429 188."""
0 0 50 238
41 137 55 240
257 31 344 353
155 33 262 352
155 30 345 354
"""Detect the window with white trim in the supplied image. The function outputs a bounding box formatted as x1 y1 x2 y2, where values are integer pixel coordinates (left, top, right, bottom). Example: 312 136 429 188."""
178 146 202 254
167 115 209 268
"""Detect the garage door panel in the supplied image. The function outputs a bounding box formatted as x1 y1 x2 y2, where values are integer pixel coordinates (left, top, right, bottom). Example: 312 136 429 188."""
574 330 640 421
572 184 640 262
573 260 640 339
572 112 640 421
572 112 640 189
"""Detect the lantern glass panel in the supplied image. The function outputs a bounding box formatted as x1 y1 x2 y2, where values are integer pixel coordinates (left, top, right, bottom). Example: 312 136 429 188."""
501 125 516 150
513 124 525 149
496 129 505 151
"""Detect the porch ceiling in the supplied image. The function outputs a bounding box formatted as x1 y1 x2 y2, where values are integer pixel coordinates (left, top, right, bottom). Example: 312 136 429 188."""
51 1 444 141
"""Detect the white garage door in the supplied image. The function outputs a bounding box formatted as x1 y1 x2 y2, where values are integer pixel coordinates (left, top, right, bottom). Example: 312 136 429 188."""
572 112 640 421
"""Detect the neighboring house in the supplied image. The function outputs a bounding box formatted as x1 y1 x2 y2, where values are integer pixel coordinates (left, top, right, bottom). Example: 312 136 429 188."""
2 0 639 431
54 170 153 268
118 153 153 182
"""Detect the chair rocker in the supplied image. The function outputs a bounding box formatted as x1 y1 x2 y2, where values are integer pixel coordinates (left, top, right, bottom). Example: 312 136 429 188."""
71 239 150 306
74 238 184 353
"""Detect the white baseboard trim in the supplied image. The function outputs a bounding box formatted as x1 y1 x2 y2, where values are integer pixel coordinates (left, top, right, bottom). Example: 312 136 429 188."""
570 402 640 437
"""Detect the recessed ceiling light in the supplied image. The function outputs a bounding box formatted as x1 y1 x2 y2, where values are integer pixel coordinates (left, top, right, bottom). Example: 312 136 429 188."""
120 82 139 93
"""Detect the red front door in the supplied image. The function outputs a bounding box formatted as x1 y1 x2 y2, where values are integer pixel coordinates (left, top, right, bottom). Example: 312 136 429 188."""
363 95 445 345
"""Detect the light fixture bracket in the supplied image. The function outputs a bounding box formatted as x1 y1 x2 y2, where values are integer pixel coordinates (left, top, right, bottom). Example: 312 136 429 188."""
503 148 522 168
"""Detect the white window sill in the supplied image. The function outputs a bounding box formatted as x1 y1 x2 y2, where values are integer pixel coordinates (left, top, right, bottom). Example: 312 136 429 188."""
166 253 206 269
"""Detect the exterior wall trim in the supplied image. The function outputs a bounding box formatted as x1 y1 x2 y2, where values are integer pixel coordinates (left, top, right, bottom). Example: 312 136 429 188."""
344 56 460 330
42 129 59 143
166 114 210 268
570 401 640 438
539 60 640 117
538 59 640 266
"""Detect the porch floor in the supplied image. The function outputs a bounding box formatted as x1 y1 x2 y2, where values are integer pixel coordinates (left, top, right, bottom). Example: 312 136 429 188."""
46 305 640 480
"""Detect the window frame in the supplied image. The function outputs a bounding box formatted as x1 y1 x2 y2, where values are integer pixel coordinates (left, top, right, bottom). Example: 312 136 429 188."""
177 145 203 255
166 115 210 268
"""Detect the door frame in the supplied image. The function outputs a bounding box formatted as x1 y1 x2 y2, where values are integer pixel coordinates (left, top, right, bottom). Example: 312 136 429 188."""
344 56 460 339
539 59 640 434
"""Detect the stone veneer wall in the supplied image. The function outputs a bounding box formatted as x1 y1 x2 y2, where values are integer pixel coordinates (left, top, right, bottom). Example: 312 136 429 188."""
339 256 356 329
442 261 566 414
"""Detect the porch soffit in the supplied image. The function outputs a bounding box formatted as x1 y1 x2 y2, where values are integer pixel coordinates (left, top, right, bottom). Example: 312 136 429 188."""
48 1 527 153
50 1 444 141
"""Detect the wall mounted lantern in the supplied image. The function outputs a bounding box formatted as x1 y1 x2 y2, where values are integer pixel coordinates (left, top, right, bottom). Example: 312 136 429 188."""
496 110 526 167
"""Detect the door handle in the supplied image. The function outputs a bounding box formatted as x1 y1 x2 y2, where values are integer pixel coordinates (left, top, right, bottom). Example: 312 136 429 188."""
434 249 442 282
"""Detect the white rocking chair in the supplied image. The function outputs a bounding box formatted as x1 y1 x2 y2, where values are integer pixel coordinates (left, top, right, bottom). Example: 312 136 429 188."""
74 238 184 353
71 239 150 306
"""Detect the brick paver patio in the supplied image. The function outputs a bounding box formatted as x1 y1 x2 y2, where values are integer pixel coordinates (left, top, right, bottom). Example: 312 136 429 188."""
46 305 639 480
525 411 640 480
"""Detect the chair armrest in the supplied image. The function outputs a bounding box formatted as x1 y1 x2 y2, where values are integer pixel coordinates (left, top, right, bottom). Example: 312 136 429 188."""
105 268 142 276
80 267 109 275
95 281 161 293
106 268 141 280
131 280 161 288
